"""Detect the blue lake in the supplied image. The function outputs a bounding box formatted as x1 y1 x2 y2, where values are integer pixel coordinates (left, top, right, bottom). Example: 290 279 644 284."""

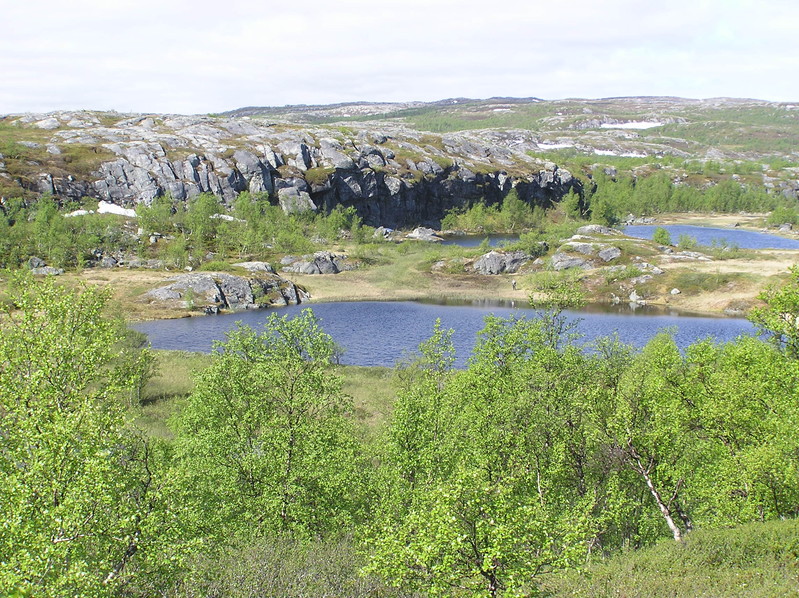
441 234 520 248
623 225 799 250
133 300 756 367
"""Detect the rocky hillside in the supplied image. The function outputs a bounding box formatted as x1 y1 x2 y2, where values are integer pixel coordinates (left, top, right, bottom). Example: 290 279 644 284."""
0 110 577 228
2 96 798 228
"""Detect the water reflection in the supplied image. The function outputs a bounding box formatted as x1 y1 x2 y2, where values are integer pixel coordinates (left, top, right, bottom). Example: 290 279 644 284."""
440 234 520 248
133 300 755 367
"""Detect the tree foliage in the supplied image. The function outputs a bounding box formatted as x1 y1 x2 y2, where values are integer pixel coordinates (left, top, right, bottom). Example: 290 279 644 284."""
0 276 157 596
2 262 799 596
367 317 598 596
172 310 363 543
749 265 799 357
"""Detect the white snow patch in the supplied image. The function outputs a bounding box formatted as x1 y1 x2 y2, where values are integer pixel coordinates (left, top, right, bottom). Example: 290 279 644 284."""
64 209 93 218
600 121 663 130
537 142 574 150
210 213 245 222
98 201 137 218
593 149 648 158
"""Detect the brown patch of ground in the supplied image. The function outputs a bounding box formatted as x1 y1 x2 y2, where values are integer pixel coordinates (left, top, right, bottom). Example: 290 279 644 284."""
44 214 799 322
645 249 799 314
657 212 768 228
60 269 193 321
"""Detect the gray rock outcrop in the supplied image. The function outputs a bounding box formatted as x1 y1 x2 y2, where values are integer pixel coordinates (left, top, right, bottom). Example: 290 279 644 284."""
405 227 443 242
1 111 581 229
554 236 622 268
550 253 593 271
575 225 623 236
472 250 533 275
143 272 308 311
30 266 64 276
597 247 622 262
281 251 349 275
233 261 275 273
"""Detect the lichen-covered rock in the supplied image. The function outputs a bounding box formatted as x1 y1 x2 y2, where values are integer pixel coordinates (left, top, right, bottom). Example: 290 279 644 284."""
550 253 592 271
562 242 596 255
143 272 307 311
405 227 443 242
30 266 64 276
233 261 275 273
472 250 532 275
277 187 316 214
598 247 622 262
576 225 623 236
5 110 584 228
281 251 348 275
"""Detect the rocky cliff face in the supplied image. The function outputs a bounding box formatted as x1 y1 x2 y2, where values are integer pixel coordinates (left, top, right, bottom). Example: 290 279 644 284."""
2 111 579 228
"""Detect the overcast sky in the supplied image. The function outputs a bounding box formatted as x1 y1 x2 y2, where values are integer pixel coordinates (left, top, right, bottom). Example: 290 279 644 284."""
2 0 798 115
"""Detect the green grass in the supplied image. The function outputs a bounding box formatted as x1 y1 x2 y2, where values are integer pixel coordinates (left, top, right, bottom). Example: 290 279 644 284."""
136 351 399 441
304 166 336 186
539 518 799 597
671 270 735 293
337 365 397 441
197 260 234 272
603 264 645 284
136 350 212 438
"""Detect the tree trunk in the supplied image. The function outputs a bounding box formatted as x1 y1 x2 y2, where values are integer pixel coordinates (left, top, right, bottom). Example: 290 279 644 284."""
627 444 684 542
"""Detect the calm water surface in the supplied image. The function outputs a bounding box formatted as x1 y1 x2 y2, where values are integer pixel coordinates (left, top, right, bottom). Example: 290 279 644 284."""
624 225 799 249
133 301 756 367
441 234 520 248
443 226 799 251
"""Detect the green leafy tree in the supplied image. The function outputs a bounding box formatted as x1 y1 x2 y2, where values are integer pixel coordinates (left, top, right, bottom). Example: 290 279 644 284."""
382 320 455 491
172 309 362 541
500 188 532 231
137 193 180 235
749 265 799 357
561 188 585 220
0 276 158 596
588 332 696 543
368 316 597 596
678 337 799 525
631 173 673 214
184 192 223 253
652 226 672 246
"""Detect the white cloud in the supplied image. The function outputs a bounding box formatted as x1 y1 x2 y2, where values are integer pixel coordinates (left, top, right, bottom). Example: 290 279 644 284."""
2 0 798 114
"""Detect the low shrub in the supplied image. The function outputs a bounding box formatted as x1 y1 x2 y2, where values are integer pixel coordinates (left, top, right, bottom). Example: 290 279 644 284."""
198 260 233 272
604 264 644 284
652 226 672 245
540 519 799 598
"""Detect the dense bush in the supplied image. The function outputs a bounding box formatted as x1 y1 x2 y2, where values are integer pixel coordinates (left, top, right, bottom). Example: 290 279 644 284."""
4 274 799 596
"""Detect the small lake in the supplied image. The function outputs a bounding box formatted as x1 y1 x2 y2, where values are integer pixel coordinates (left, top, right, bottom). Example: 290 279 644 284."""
133 301 756 367
441 234 520 248
624 224 799 250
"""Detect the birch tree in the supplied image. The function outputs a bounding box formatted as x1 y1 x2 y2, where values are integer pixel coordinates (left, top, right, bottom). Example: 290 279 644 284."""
0 277 156 596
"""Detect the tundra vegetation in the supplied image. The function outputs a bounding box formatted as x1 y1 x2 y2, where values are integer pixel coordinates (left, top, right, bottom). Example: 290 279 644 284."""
4 98 799 595
2 273 799 597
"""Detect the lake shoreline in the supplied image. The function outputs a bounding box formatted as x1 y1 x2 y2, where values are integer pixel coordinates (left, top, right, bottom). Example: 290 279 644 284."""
47 213 795 323
133 299 756 366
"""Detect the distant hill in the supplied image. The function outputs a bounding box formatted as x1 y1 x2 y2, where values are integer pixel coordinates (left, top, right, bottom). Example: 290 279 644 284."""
2 96 798 222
